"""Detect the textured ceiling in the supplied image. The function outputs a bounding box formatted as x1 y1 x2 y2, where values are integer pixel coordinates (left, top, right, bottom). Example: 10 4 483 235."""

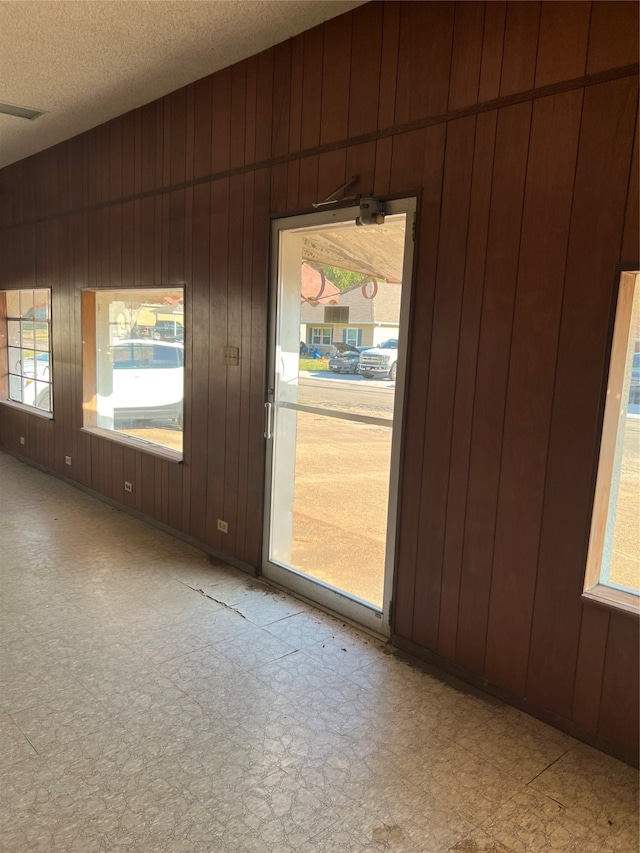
0 0 365 170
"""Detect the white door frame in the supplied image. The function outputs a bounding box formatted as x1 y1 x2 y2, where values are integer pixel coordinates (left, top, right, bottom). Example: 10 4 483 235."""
262 197 417 637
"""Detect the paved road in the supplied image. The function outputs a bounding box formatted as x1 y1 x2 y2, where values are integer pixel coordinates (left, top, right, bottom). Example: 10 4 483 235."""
298 371 396 419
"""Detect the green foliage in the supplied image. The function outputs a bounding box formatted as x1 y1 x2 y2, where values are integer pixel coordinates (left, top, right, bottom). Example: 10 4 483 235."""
316 265 365 293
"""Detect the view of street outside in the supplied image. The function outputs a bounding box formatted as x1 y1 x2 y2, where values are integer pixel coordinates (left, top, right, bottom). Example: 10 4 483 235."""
290 370 395 607
610 414 640 592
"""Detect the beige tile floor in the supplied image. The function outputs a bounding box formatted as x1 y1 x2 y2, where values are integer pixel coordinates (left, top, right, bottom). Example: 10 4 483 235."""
0 451 638 853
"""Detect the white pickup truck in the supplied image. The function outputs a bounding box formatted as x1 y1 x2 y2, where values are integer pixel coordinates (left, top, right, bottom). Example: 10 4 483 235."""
358 339 399 380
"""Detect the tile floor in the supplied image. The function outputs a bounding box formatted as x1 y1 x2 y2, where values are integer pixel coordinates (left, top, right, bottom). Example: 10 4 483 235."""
0 451 638 853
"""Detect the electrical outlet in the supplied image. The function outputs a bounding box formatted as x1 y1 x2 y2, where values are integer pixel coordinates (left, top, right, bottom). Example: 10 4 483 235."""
65 456 72 466
19 436 25 446
217 519 228 533
124 481 133 493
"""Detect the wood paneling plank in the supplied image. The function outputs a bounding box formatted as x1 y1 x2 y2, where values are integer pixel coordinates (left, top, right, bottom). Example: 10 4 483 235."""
320 12 352 145
317 149 346 206
598 614 640 757
377 0 400 130
395 1 455 126
211 67 232 175
298 156 319 210
244 167 270 567
188 184 211 543
455 101 532 675
245 55 258 166
572 605 609 732
412 116 476 652
193 77 213 180
499 1 541 97
484 90 584 696
300 26 324 151
587 1 639 75
393 123 446 640
230 61 248 171
255 49 274 163
223 175 244 556
535 1 590 88
478 1 507 103
288 34 304 155
448 1 485 111
346 142 376 199
348 2 384 138
205 178 230 549
235 171 255 561
272 43 291 160
438 110 498 662
621 116 639 267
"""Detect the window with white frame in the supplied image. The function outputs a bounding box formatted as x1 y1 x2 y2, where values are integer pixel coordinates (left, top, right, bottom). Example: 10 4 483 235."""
309 327 332 345
343 328 362 347
584 271 640 613
82 287 184 458
0 289 52 414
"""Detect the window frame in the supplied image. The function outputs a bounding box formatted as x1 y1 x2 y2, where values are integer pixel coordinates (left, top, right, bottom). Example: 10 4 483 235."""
309 327 333 345
583 271 640 616
0 288 54 419
343 328 362 347
81 287 185 462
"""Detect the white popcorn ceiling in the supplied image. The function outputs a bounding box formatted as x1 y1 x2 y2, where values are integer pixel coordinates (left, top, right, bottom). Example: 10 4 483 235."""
0 0 365 169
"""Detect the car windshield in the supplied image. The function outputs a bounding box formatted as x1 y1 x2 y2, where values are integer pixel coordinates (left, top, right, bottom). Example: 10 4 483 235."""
379 340 398 349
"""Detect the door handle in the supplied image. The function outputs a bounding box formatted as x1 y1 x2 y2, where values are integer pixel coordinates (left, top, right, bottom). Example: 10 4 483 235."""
264 402 274 439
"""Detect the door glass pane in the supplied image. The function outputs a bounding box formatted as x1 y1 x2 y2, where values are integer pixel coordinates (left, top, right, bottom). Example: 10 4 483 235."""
271 410 392 608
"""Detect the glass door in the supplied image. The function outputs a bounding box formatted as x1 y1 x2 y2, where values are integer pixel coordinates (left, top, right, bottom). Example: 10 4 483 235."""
263 198 415 635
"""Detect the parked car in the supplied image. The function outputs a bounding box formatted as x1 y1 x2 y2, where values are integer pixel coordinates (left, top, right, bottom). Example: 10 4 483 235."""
358 339 399 380
133 319 184 342
108 340 184 427
328 343 370 374
21 351 52 410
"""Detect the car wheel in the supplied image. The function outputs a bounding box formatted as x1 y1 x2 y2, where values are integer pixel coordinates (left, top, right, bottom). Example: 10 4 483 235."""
152 331 161 340
389 362 397 381
361 371 374 379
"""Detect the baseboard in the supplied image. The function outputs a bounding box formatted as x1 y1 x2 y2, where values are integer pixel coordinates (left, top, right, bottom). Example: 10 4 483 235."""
2 448 258 579
392 634 639 769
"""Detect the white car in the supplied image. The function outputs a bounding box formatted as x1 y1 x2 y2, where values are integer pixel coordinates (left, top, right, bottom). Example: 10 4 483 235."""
106 340 184 427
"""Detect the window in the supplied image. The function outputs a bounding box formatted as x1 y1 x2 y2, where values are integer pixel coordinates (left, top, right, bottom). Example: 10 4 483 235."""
309 327 332 345
0 289 52 414
324 306 349 324
82 288 184 459
343 328 362 347
584 272 640 614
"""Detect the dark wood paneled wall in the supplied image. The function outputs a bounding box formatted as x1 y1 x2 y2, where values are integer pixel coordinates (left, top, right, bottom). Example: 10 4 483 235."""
0 1 638 762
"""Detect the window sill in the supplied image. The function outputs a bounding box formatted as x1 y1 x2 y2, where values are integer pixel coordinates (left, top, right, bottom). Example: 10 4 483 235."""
81 426 183 463
0 399 54 420
582 584 640 618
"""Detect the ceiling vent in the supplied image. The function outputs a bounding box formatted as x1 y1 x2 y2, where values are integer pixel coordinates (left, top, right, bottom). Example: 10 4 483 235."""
0 102 45 120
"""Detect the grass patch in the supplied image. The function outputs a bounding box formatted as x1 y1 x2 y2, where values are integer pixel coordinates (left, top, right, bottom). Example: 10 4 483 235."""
299 357 328 372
